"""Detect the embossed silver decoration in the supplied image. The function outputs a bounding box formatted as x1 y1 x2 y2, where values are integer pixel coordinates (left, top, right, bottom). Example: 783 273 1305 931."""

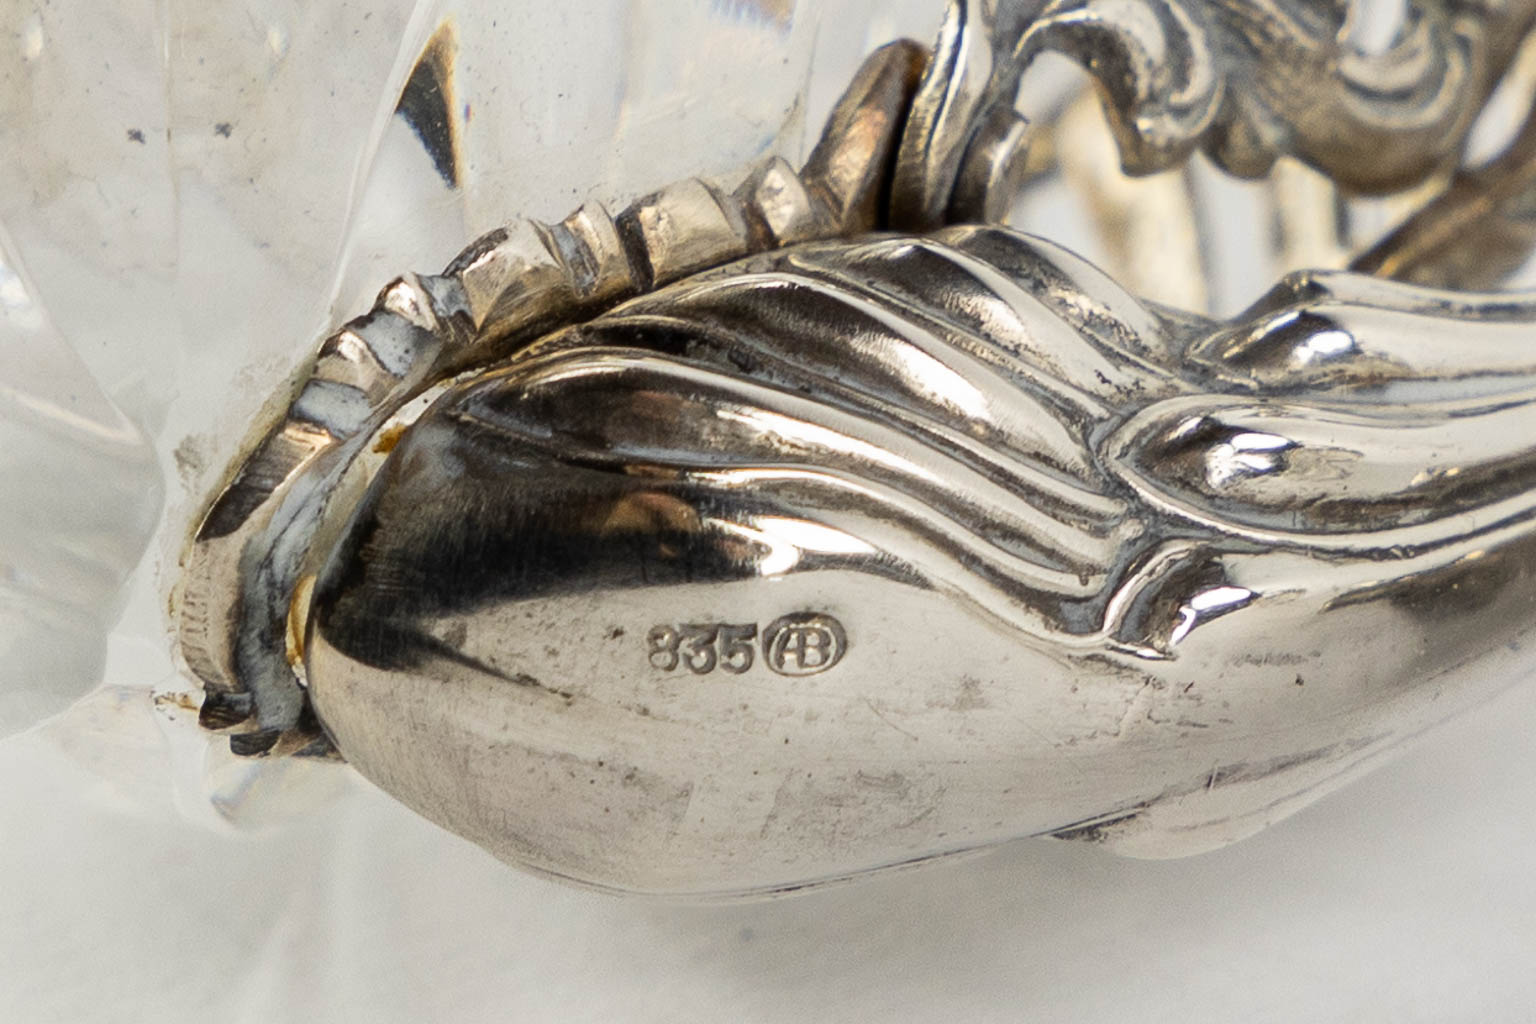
179 0 1536 895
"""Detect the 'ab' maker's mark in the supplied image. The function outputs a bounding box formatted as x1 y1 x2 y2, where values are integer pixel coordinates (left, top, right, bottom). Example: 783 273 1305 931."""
646 614 847 676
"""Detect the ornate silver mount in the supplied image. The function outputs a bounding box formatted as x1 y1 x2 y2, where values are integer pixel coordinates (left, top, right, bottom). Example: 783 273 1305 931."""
180 0 1536 895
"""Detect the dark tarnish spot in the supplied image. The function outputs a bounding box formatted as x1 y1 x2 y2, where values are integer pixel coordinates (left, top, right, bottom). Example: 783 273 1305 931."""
293 735 345 760
214 122 232 138
229 728 281 757
508 672 576 702
198 690 253 730
126 128 145 144
395 22 460 188
1049 809 1146 844
953 675 989 710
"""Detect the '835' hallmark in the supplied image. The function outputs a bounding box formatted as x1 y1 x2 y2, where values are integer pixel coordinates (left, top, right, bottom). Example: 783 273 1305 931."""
646 613 847 677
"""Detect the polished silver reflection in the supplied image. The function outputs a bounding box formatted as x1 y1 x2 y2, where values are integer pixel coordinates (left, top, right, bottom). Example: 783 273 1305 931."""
179 0 1536 895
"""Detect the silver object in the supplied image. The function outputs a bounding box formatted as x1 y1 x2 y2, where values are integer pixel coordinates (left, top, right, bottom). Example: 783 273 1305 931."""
178 0 1536 895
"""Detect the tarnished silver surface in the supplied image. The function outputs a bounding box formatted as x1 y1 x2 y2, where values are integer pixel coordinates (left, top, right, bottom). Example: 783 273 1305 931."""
179 0 1536 894
179 40 927 754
